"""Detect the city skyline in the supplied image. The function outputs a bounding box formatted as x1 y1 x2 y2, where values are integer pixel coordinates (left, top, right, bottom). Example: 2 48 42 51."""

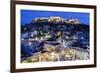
21 10 90 25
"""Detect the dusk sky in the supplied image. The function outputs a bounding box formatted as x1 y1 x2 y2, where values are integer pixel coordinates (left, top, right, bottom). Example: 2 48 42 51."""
21 10 90 25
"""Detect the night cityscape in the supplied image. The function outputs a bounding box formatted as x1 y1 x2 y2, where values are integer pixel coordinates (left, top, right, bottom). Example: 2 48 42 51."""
21 10 90 63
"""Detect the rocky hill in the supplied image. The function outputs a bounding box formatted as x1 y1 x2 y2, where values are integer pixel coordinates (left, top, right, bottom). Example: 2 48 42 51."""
21 17 90 62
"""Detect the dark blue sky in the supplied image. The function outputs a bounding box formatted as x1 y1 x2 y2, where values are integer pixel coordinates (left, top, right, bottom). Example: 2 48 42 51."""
21 10 90 25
